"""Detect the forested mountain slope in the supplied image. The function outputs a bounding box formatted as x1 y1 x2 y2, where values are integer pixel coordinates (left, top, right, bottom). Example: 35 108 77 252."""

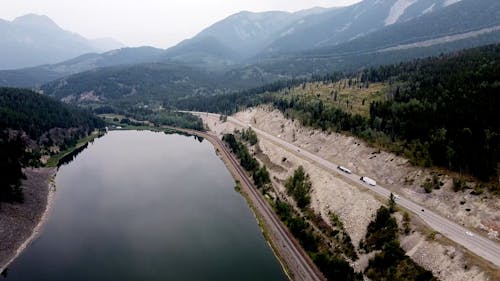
0 88 104 203
173 44 500 185
41 63 281 104
0 88 103 138
0 47 164 88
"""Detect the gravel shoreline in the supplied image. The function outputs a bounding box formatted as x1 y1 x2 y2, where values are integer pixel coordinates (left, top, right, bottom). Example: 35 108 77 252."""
0 167 56 274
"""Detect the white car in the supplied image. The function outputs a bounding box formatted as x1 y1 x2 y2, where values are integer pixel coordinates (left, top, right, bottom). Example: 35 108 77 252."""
465 231 474 237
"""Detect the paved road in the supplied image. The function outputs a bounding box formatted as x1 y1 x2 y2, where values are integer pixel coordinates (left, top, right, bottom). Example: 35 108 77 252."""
168 126 324 281
192 112 500 268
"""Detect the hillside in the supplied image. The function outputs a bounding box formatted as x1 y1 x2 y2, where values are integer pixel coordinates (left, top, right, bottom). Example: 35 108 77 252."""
202 108 498 281
40 63 220 104
303 0 500 58
0 47 165 88
263 0 498 55
0 87 104 203
163 0 498 65
40 63 282 105
160 9 329 63
173 44 500 185
40 31 500 107
0 88 103 138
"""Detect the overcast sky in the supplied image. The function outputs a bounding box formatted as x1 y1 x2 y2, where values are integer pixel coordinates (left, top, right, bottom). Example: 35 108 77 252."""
1 0 361 48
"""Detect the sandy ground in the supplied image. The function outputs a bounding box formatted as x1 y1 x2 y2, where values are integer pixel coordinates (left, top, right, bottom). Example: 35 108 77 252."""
257 136 381 248
199 107 498 280
400 231 489 281
233 106 500 241
0 167 56 273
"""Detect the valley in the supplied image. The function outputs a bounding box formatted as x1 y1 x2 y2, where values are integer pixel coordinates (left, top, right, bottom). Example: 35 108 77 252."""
0 0 499 280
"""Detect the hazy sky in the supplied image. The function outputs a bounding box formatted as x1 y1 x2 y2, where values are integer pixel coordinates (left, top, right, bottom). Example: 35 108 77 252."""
1 0 361 48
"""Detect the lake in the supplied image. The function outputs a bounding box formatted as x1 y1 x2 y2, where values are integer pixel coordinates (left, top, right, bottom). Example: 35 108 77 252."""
3 130 287 281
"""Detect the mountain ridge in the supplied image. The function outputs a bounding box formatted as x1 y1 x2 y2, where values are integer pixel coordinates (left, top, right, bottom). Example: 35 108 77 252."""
0 14 124 70
0 46 163 87
1 0 499 93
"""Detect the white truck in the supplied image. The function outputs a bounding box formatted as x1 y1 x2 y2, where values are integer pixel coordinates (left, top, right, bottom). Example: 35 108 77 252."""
360 176 377 186
337 166 352 174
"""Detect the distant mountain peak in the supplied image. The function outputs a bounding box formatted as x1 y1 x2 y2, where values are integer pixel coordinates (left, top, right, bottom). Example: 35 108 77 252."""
0 14 126 70
12 13 60 29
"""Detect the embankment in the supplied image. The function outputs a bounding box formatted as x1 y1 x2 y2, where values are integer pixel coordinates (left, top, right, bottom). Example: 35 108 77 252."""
0 167 56 273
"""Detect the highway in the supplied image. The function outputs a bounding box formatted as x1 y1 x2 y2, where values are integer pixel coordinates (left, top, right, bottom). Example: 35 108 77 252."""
169 126 324 281
192 111 500 268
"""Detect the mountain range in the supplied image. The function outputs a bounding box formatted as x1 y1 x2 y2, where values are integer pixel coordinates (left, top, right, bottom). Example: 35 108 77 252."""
1 0 499 101
0 46 165 87
161 0 500 64
0 14 124 70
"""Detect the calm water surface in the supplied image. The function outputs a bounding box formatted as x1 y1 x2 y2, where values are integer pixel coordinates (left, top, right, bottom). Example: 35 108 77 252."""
3 130 287 281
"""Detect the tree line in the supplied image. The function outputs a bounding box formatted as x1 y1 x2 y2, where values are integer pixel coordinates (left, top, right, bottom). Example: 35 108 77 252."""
94 105 205 131
276 166 362 281
222 133 271 189
172 74 344 115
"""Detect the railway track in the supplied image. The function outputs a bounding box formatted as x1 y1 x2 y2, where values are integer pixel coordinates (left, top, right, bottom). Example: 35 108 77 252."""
169 126 324 281
211 135 324 281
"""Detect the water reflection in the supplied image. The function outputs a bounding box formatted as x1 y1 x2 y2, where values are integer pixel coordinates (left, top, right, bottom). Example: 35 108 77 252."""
4 130 286 281
57 133 106 167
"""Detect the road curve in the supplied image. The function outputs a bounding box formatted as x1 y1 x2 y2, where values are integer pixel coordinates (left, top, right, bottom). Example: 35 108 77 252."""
191 111 500 268
168 126 324 281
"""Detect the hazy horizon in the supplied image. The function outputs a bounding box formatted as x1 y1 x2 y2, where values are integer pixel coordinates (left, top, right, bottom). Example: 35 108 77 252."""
0 0 361 49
